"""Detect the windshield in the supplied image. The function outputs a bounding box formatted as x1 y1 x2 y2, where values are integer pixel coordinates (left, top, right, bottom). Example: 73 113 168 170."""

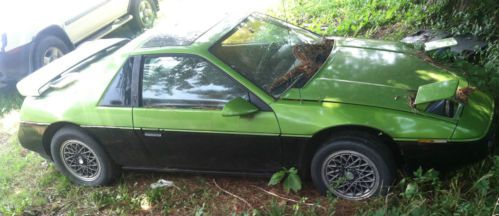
211 14 333 97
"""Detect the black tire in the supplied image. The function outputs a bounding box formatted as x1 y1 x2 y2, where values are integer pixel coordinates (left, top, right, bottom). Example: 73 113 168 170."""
129 0 157 31
33 36 70 70
50 126 120 186
311 131 395 200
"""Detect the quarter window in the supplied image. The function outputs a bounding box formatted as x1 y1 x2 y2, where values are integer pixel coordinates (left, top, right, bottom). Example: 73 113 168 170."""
100 58 132 107
141 55 247 109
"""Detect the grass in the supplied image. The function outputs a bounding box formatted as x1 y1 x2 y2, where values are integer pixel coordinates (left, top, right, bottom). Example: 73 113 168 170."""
0 132 340 215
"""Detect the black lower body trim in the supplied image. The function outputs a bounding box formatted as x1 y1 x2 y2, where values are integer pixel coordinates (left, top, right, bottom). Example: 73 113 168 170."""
398 129 495 170
18 122 50 160
122 166 272 177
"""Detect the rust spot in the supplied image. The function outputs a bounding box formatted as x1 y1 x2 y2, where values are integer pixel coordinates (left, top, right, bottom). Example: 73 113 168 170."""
407 91 417 109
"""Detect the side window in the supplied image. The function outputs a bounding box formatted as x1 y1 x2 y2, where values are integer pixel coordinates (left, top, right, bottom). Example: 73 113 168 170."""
141 55 248 109
100 58 132 107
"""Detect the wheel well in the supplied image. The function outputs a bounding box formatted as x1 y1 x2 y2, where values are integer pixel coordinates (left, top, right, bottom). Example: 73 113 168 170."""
34 26 74 50
299 125 403 178
42 122 79 159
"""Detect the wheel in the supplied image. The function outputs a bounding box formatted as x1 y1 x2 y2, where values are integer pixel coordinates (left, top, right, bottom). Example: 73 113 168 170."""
310 132 395 200
50 126 120 186
130 0 157 31
33 36 70 70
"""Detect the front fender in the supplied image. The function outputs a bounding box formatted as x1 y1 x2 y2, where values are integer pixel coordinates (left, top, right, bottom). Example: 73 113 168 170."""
271 100 457 141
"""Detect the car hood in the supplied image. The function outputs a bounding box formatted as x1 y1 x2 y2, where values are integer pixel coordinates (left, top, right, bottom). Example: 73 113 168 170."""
282 37 466 112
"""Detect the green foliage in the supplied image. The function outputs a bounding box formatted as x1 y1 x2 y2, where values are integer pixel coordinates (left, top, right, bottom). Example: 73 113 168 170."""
266 200 286 216
0 90 22 118
271 0 440 40
268 167 303 193
358 157 499 215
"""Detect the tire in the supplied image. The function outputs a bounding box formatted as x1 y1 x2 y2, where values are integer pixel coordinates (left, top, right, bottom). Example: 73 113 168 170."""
310 131 395 200
33 36 70 70
50 126 120 186
129 0 157 31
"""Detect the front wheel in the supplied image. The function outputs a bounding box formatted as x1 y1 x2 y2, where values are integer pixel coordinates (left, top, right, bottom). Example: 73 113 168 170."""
311 132 395 200
50 126 120 186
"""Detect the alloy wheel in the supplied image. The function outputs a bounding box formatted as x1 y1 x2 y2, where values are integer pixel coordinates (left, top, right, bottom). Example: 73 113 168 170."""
321 150 380 200
60 140 102 181
138 0 155 28
43 47 64 65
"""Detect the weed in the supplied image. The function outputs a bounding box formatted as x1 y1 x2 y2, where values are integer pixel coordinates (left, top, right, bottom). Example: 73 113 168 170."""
269 167 303 193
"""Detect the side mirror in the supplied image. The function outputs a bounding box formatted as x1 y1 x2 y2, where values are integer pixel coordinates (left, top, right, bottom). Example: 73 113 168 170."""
222 97 259 117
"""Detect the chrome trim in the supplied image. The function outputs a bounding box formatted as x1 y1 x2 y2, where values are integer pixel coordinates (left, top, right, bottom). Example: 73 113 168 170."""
19 121 50 126
80 125 133 130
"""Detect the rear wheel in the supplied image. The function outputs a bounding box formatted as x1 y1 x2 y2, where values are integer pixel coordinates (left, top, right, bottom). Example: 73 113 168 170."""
33 36 70 70
50 126 120 186
311 132 395 200
130 0 157 31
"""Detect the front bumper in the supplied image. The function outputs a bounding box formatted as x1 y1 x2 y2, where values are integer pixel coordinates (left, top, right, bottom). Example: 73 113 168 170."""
0 43 32 83
18 121 51 160
398 126 496 170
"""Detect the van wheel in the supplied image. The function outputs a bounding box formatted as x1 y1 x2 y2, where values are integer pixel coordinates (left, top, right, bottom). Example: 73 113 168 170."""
130 0 157 31
311 132 395 200
50 126 120 186
33 36 69 70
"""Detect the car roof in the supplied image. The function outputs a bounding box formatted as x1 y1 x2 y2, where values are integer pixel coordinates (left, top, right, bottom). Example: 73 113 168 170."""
129 13 251 55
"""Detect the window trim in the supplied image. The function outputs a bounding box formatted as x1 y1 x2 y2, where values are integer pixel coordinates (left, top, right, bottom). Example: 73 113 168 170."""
131 55 142 107
136 53 272 111
98 57 134 107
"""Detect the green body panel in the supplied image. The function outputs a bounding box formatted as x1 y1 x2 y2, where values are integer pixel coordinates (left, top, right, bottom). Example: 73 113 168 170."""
270 100 456 140
20 40 135 127
452 91 495 140
414 80 459 105
284 44 461 112
133 108 280 135
222 97 259 116
18 15 494 145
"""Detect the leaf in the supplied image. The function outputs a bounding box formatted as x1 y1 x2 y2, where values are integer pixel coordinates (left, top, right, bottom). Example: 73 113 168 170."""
283 171 302 193
404 183 418 199
288 167 298 175
268 170 286 186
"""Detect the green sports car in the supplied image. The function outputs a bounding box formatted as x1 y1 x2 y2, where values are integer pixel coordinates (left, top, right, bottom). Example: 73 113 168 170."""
17 13 495 200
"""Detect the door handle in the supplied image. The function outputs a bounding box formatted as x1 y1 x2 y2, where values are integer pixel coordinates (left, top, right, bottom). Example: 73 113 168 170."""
143 131 162 137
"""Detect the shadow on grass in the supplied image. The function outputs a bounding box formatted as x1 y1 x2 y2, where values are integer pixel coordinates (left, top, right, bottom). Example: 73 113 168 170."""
0 85 23 117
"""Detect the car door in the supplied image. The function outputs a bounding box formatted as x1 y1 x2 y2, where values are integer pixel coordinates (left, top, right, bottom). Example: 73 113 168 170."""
132 54 282 173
